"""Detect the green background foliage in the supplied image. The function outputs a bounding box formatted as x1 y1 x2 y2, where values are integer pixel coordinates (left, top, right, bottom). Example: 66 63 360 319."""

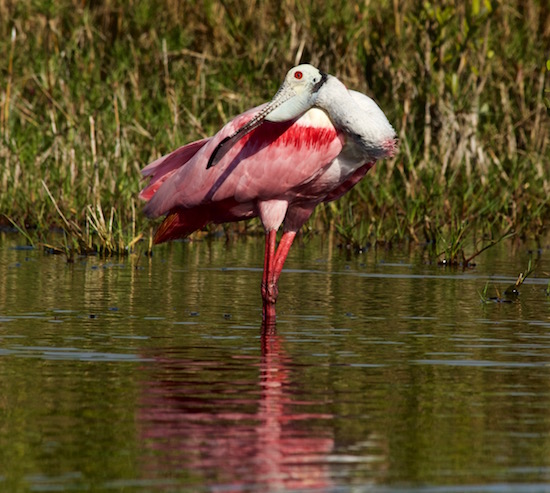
1 0 549 251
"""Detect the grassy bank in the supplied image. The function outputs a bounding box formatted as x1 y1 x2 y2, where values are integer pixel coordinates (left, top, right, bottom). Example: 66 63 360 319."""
1 0 549 255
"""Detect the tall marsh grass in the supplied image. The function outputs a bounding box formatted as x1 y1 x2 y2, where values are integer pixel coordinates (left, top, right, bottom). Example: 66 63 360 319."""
0 0 549 253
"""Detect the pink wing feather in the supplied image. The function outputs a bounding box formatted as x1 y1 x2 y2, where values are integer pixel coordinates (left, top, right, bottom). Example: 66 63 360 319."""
141 104 344 244
139 138 210 201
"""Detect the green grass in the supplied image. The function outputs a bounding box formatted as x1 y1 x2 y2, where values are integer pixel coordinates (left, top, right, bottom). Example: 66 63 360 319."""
479 257 539 303
1 0 549 256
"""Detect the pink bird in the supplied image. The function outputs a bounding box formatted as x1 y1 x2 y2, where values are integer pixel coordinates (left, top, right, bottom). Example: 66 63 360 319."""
140 64 396 321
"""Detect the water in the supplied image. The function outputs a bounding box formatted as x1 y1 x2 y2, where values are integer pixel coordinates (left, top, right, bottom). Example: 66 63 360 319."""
1 232 550 492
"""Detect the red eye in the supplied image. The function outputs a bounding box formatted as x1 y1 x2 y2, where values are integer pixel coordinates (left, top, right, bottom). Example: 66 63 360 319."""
294 71 303 79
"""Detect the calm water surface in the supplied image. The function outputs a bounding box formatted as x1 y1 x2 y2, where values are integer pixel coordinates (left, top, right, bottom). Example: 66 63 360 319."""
1 233 550 492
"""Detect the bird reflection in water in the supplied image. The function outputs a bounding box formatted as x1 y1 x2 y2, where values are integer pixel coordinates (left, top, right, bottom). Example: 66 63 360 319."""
137 321 334 490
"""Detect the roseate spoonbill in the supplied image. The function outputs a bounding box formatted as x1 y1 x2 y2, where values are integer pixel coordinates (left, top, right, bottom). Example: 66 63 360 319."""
140 64 396 320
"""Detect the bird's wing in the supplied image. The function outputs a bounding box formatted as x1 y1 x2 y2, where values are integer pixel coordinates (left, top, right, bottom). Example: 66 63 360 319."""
143 106 344 218
139 138 210 201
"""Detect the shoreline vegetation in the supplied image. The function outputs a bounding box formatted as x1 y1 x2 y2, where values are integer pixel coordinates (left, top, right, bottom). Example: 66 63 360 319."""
1 0 549 262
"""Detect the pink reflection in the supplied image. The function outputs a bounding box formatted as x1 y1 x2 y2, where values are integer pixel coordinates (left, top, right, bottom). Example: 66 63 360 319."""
138 323 335 491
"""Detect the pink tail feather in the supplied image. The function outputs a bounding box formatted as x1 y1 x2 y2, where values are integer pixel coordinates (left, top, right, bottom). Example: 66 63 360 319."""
153 209 209 244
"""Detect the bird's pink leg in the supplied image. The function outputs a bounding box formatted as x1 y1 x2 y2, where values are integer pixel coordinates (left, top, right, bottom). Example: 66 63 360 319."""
262 230 297 322
262 230 277 308
263 231 297 305
271 231 296 288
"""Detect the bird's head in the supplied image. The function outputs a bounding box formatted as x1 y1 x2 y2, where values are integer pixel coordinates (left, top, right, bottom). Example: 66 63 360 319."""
263 64 327 122
207 64 327 168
